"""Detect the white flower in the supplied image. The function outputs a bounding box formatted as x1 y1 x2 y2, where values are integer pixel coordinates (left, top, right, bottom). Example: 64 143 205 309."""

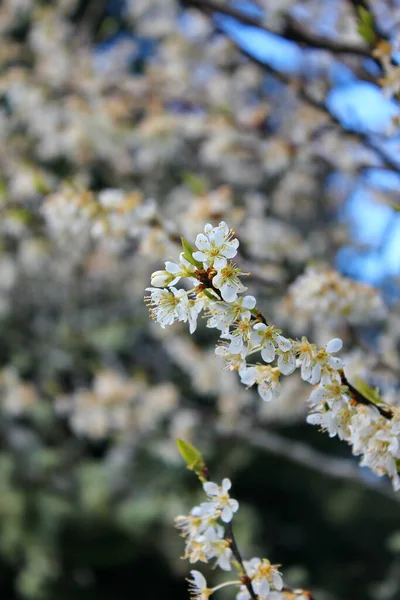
145 287 203 332
203 478 239 523
175 506 222 541
308 382 349 407
181 295 205 334
251 558 283 598
295 337 343 385
192 221 239 269
251 323 292 364
307 403 351 439
238 558 283 600
206 295 256 333
240 365 280 402
188 571 212 600
277 350 296 375
223 318 253 356
150 253 197 287
212 263 247 302
215 345 248 371
203 528 233 571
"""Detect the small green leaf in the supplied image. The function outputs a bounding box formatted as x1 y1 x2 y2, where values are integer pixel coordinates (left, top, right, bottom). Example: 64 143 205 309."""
181 237 203 268
203 289 220 301
176 438 206 479
182 172 208 195
0 178 7 201
357 7 376 44
354 376 382 405
33 172 50 195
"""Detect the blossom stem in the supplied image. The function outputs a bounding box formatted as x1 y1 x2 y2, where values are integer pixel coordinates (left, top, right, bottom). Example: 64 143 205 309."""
340 370 393 420
225 522 259 600
212 580 241 593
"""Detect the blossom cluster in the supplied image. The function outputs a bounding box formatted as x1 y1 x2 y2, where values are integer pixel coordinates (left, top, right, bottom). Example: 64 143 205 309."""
282 266 387 325
176 478 238 571
176 475 309 600
146 222 400 490
42 186 156 243
55 369 178 440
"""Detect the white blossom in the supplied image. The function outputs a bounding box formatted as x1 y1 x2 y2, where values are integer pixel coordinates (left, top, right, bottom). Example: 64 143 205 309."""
206 295 256 333
251 323 292 364
146 287 203 332
203 478 239 523
151 253 197 287
187 571 212 600
240 365 281 402
212 263 247 302
192 221 239 270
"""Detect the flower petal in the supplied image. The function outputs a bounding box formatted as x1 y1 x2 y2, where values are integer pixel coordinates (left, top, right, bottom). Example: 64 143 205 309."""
203 482 219 496
195 234 210 251
221 505 233 523
326 338 343 353
222 478 232 491
261 341 275 363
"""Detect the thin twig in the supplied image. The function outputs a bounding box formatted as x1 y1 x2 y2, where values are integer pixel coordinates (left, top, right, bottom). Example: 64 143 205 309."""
340 369 393 419
226 521 259 600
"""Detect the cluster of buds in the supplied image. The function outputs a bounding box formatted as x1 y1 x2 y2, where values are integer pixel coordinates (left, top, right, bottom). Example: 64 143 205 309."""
175 440 311 600
146 222 400 490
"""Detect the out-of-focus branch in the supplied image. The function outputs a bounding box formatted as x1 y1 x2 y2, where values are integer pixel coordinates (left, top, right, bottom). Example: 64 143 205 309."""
76 0 108 44
181 0 371 56
228 427 400 501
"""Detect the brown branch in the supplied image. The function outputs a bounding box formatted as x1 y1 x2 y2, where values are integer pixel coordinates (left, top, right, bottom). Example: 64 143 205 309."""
340 369 393 419
181 0 371 56
226 522 259 600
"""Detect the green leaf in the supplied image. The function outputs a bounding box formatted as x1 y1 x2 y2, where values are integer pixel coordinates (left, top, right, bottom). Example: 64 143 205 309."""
33 172 50 195
181 237 203 268
357 7 376 44
176 438 206 479
182 172 207 195
203 289 220 301
354 376 382 405
0 178 7 202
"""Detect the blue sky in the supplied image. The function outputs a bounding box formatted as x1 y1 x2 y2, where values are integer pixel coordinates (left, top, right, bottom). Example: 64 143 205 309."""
212 2 400 300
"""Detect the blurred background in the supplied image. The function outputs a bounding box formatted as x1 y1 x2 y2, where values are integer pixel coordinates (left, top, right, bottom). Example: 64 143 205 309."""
1 1 400 599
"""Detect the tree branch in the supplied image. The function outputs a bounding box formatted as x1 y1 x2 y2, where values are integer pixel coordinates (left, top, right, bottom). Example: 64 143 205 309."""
228 426 400 501
185 2 400 177
181 0 371 56
340 369 393 419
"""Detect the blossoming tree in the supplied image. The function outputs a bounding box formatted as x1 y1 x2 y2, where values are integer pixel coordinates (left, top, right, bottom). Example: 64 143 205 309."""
1 0 400 599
